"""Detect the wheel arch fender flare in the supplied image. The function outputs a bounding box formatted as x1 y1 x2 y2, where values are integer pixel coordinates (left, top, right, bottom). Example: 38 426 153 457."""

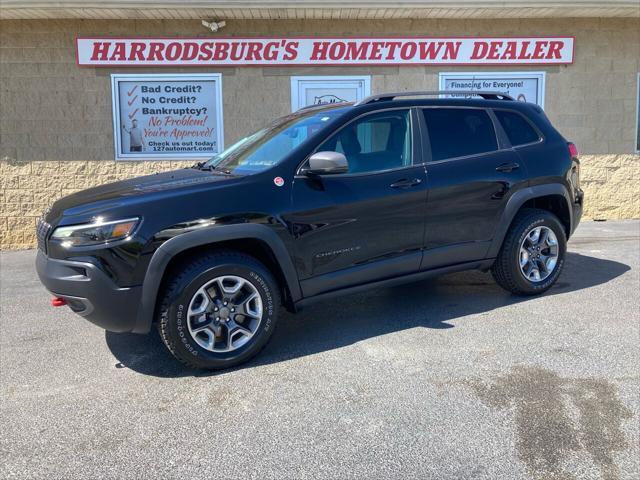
132 224 301 333
487 184 573 259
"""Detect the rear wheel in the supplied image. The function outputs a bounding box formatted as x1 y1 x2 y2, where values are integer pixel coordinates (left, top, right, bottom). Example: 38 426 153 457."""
158 251 280 370
491 208 567 295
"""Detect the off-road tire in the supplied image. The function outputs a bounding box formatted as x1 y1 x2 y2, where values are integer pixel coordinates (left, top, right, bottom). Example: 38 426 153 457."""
491 208 567 296
157 250 280 370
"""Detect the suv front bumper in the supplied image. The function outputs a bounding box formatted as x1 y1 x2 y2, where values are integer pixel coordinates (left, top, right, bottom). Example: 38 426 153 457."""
36 250 144 333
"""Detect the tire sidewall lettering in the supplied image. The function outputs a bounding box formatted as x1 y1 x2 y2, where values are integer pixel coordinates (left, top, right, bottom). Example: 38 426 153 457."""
249 271 274 331
170 264 277 361
175 303 198 356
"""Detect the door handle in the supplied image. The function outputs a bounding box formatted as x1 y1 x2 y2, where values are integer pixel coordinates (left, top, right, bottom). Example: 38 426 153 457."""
496 162 520 173
390 178 423 189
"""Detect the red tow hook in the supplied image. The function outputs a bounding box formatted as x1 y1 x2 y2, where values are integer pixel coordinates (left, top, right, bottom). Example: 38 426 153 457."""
51 297 67 307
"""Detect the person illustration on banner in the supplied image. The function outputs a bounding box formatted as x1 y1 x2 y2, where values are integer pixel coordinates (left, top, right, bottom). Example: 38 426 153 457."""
122 119 145 152
517 94 527 102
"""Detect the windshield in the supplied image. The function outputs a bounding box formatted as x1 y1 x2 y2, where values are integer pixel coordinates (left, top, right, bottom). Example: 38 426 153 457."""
202 105 350 175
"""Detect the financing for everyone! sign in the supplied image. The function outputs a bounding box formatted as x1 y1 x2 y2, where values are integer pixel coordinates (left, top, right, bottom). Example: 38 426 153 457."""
439 72 546 107
111 74 223 160
79 37 574 66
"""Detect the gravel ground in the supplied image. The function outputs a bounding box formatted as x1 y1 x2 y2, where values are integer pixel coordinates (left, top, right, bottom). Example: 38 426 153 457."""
1 220 638 480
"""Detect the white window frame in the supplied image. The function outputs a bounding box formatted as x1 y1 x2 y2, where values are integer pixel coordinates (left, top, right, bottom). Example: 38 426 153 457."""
290 75 371 112
110 73 224 161
438 71 546 108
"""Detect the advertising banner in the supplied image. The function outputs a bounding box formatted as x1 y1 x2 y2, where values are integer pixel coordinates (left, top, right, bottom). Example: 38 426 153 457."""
290 76 371 111
111 74 223 160
439 72 546 107
79 37 574 66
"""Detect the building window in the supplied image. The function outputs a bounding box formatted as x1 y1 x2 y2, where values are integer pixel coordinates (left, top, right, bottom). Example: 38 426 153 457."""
439 72 546 107
636 73 640 153
290 76 371 112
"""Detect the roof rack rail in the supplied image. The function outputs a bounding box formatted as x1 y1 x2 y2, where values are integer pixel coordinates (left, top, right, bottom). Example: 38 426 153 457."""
355 90 515 105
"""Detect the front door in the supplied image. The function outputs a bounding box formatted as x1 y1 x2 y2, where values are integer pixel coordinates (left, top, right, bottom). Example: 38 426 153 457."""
284 108 428 297
419 106 529 269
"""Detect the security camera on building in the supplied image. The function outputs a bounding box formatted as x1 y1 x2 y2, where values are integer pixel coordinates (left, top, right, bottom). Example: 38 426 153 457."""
202 20 226 32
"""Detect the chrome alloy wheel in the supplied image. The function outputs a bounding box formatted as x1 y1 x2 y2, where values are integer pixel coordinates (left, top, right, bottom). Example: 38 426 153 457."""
518 226 559 282
187 275 263 352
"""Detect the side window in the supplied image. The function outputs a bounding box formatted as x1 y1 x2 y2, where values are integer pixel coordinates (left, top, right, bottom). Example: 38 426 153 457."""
316 109 412 174
422 108 498 161
494 110 540 146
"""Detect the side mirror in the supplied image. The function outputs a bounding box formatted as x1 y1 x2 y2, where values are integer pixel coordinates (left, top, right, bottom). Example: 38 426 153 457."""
304 151 349 175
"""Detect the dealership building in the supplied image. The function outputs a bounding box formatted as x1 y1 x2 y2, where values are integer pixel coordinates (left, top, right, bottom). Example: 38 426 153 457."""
1 1 639 249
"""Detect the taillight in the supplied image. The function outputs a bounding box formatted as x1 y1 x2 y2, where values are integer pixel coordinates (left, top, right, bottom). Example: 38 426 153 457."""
568 142 579 158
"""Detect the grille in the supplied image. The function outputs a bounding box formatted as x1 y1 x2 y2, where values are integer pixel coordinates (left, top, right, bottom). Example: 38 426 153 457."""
36 218 52 253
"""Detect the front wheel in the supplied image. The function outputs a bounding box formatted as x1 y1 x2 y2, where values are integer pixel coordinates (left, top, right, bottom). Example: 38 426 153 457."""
158 251 280 370
491 208 567 295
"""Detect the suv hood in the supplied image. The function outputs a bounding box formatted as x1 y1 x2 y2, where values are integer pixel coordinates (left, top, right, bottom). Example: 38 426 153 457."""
47 168 237 220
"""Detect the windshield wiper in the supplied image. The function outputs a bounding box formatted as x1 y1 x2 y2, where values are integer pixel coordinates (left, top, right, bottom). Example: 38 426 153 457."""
195 163 232 175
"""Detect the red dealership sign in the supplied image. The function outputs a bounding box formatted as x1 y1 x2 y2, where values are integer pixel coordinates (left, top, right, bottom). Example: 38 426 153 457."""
76 37 574 66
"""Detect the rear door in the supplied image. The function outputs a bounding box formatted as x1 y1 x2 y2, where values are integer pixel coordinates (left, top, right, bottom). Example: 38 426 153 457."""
285 108 428 297
419 106 529 269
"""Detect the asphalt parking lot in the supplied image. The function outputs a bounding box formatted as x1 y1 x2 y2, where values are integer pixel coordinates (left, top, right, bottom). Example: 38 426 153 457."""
1 220 638 479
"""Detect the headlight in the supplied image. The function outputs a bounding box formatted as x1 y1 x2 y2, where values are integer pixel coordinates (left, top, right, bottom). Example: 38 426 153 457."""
51 217 139 247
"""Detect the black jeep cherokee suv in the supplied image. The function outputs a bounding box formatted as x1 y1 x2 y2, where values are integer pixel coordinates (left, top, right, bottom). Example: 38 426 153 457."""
36 91 583 370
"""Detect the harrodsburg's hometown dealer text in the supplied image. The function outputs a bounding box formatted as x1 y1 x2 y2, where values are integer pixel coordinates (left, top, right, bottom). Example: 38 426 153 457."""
111 74 223 160
80 37 574 66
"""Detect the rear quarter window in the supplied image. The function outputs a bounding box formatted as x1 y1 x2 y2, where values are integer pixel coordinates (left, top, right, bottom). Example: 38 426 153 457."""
494 110 541 146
